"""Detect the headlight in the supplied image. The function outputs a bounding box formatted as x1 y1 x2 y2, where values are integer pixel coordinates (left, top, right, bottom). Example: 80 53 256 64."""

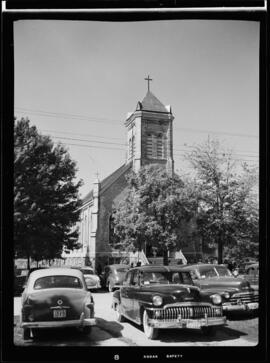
211 294 222 305
152 295 163 306
223 292 230 299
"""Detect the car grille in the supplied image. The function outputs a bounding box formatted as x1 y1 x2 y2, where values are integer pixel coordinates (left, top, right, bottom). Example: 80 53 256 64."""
230 292 259 305
152 305 222 320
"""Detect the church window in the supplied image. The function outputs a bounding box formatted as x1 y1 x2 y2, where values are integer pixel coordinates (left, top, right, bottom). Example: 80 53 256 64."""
157 134 163 158
129 135 136 159
147 133 165 159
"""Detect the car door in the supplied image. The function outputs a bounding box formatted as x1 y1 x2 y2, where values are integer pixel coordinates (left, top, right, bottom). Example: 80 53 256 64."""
120 271 133 318
128 270 141 323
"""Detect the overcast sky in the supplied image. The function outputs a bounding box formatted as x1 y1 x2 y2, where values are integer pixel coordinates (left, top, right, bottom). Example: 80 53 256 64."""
14 19 259 197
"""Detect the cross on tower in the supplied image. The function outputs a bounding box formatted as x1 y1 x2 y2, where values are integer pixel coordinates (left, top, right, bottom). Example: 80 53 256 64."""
144 75 153 92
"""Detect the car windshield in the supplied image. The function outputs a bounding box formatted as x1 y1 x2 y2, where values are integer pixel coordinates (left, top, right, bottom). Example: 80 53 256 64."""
33 275 83 289
81 269 94 275
215 266 232 277
141 271 193 285
116 268 129 273
198 266 232 278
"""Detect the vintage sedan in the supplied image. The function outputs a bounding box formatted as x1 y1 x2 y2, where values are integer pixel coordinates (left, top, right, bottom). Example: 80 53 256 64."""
71 267 101 290
180 264 259 313
21 268 95 340
101 264 130 292
112 265 226 339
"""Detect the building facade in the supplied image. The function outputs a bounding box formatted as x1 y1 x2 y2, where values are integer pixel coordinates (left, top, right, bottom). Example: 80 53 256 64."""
62 88 203 269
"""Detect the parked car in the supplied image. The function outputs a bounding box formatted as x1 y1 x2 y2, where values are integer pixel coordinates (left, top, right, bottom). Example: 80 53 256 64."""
179 264 259 314
71 267 101 290
101 264 130 292
112 265 226 340
21 268 95 340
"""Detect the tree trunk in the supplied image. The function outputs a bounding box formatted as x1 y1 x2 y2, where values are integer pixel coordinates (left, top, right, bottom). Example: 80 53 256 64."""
163 247 169 266
217 233 223 264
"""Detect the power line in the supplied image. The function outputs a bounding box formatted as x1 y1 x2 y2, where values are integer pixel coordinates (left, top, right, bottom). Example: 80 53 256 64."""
51 135 126 147
41 128 124 141
50 135 258 159
15 107 259 139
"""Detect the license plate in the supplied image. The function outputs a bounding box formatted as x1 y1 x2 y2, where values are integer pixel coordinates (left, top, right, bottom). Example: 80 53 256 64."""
247 303 258 310
53 309 66 318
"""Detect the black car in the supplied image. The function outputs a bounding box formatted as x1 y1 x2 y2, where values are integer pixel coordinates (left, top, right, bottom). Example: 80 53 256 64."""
112 265 226 340
179 264 259 314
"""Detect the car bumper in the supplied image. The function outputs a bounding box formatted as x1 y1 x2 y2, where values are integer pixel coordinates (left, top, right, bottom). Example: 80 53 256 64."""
147 316 226 329
21 313 96 329
222 302 258 312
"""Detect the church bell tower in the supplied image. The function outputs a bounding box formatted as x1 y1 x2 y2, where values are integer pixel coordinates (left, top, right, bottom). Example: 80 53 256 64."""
125 76 174 175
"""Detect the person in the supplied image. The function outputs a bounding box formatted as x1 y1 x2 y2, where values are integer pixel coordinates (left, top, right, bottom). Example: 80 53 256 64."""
130 262 134 268
96 264 102 276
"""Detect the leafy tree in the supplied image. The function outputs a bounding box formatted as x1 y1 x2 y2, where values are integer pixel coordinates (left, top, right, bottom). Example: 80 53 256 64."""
185 137 259 263
111 164 198 265
14 118 82 268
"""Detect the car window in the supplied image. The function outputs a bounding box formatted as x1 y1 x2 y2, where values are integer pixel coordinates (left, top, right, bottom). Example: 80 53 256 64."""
124 271 133 286
172 272 194 285
33 275 83 289
199 267 218 278
81 269 94 275
215 266 232 277
131 271 140 286
116 268 129 273
189 270 198 280
142 271 169 285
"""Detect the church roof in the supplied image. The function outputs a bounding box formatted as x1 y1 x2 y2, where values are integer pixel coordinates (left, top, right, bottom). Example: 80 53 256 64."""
100 162 132 193
139 91 169 113
81 162 132 205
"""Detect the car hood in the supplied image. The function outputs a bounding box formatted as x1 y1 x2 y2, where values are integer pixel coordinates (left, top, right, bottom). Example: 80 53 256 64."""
139 284 201 302
196 277 250 291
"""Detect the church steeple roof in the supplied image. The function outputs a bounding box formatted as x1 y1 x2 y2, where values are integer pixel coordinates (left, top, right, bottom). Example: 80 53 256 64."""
138 91 169 113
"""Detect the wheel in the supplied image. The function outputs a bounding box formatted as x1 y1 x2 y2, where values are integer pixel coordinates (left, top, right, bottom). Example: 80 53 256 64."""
23 328 31 340
143 310 159 340
82 326 92 335
114 302 125 322
201 326 215 336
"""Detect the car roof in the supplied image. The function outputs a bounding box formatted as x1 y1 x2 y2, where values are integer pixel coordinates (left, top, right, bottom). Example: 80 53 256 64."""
180 264 225 270
108 264 129 268
28 267 83 279
128 265 188 272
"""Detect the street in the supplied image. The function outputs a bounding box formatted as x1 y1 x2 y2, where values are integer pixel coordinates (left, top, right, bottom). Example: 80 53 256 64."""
14 290 258 347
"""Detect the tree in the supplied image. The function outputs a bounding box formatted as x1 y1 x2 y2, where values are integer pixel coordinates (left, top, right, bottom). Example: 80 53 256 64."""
111 164 198 265
185 137 259 263
14 118 83 268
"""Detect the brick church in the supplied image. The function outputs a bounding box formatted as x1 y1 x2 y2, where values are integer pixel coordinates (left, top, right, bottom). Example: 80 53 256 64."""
62 80 203 269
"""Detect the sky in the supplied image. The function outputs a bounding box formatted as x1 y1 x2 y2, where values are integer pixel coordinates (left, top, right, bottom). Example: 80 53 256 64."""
14 19 259 197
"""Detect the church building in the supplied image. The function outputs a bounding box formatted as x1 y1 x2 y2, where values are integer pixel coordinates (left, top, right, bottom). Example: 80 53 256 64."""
62 79 202 269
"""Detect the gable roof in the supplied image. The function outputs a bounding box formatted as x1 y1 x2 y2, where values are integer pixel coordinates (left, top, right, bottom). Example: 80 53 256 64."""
139 91 169 113
81 162 132 205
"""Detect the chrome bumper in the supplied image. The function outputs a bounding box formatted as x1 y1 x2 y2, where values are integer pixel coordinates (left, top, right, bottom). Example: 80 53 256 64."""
21 318 96 329
147 316 226 329
21 312 96 329
223 302 258 312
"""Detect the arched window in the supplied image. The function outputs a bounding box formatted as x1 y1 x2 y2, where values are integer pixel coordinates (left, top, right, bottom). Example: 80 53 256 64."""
129 135 136 159
109 214 115 246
